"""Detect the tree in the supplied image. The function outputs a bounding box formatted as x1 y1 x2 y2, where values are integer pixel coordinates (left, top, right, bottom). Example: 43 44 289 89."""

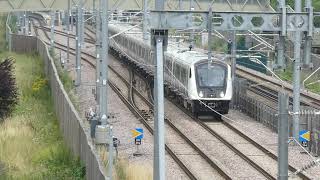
0 57 18 121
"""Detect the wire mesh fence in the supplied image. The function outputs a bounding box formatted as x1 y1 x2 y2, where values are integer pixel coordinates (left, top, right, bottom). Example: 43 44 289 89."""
233 78 320 156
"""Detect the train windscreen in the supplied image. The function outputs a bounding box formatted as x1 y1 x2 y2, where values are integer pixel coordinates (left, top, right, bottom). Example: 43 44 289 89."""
196 63 226 88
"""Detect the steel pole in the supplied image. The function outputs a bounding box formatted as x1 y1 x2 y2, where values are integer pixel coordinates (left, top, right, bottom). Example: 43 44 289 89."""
230 31 236 107
207 7 212 62
100 0 109 125
278 92 289 180
67 0 70 62
99 0 103 108
93 0 96 21
28 19 31 35
231 31 236 86
277 0 285 70
154 36 165 180
75 5 82 87
303 0 312 68
50 11 55 50
293 0 302 142
23 11 26 35
71 8 74 32
96 0 101 104
178 0 182 9
303 33 312 67
154 2 165 179
190 0 194 49
277 36 285 69
142 0 148 41
100 0 112 179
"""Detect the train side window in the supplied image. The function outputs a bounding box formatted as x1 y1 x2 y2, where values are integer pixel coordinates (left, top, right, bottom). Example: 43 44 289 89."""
174 63 180 79
181 67 186 86
189 68 192 78
140 45 143 56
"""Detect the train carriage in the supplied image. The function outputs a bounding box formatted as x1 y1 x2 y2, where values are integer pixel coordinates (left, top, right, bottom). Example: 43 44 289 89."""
109 21 232 116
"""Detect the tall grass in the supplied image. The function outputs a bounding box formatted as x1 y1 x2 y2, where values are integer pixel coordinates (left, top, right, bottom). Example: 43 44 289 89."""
0 52 85 179
0 16 7 52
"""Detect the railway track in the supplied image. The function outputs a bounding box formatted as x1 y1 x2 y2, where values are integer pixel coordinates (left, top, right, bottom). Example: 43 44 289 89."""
109 63 231 179
32 14 231 179
36 13 320 110
108 49 303 179
31 14 311 179
237 67 320 109
169 98 310 179
32 21 95 44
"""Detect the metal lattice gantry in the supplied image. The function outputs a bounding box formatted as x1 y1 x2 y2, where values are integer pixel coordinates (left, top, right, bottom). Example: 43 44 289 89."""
147 10 320 33
0 0 273 11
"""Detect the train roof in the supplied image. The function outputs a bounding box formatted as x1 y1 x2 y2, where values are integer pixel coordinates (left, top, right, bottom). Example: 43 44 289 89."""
109 21 228 66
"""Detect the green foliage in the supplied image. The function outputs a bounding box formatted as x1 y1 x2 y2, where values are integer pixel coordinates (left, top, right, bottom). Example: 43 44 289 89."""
0 57 18 121
0 52 85 179
306 83 320 93
236 36 246 50
35 144 85 180
195 35 227 53
0 16 6 52
9 15 18 34
276 68 293 82
270 0 320 10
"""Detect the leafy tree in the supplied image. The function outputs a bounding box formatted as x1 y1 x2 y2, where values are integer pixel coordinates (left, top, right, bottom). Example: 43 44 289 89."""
0 57 18 121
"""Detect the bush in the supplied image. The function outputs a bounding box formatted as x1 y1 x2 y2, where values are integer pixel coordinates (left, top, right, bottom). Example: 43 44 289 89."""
0 57 18 121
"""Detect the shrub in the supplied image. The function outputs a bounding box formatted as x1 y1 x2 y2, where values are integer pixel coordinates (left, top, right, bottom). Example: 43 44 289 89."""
0 57 18 121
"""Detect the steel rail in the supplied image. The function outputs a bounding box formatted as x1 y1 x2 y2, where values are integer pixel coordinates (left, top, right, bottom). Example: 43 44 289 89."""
108 52 232 179
110 49 277 179
221 121 311 180
237 68 320 109
165 95 310 179
35 25 96 44
33 14 310 179
31 16 200 180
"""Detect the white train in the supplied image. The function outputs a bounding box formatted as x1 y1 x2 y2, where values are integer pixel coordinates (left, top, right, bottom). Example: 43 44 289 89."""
108 22 233 116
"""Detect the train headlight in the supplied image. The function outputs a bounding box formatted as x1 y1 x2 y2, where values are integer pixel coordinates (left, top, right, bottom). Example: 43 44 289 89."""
219 91 225 97
199 91 204 98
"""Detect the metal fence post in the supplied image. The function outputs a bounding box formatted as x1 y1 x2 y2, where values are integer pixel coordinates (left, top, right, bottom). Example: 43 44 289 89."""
303 0 313 68
292 0 302 142
142 0 148 41
96 0 101 104
50 11 55 50
67 0 71 63
278 92 289 180
153 33 166 180
75 3 82 87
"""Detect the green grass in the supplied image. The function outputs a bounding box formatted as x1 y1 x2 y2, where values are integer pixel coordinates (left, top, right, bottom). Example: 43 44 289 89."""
8 15 17 34
276 66 320 94
0 16 7 52
0 52 85 179
194 35 227 53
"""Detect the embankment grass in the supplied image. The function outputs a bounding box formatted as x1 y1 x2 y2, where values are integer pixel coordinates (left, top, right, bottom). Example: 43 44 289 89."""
0 16 7 51
0 52 85 179
276 67 320 94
